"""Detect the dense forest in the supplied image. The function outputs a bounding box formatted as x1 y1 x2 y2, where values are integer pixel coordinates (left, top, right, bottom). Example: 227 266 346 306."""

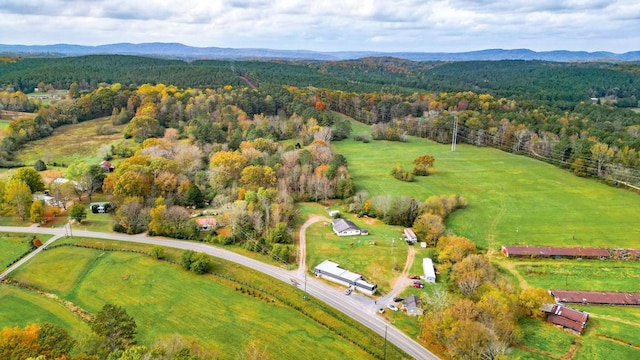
3 55 640 103
3 54 640 185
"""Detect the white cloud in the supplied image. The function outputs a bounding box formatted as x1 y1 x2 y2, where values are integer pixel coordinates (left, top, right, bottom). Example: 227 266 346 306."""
0 0 638 52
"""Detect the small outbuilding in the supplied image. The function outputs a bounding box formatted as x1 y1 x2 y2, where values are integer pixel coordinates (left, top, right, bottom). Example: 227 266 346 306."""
542 303 589 335
100 160 115 172
195 217 217 231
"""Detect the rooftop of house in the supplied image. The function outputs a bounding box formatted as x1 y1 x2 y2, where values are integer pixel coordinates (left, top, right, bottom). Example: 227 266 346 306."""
332 218 360 232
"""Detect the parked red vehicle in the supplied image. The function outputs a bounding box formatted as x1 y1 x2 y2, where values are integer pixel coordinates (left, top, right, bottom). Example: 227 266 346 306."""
413 283 424 288
409 275 421 280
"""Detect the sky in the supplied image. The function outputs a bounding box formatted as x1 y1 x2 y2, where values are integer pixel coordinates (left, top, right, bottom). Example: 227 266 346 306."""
2 0 640 53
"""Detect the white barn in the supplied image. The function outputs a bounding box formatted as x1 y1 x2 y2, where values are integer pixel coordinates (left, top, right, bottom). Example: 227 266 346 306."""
422 258 436 283
313 260 377 294
332 218 361 236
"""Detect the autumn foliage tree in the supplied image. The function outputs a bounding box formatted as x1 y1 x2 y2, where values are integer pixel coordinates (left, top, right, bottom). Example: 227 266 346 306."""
12 167 45 193
0 323 75 360
30 200 46 224
518 288 554 319
412 213 445 246
450 254 496 297
4 178 32 220
412 154 435 175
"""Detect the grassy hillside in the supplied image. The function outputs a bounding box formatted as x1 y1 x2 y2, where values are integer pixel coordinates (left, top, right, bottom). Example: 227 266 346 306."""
0 286 91 338
0 233 36 268
15 116 126 166
334 135 640 250
6 240 406 359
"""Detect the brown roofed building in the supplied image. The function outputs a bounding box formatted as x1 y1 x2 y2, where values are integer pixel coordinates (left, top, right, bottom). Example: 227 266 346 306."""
501 245 610 259
195 217 217 231
550 290 640 306
100 160 115 172
541 303 589 334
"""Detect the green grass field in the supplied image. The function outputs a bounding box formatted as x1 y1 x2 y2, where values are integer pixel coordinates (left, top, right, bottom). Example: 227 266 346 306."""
331 121 640 359
0 233 51 269
16 116 126 166
304 211 407 293
508 259 640 292
0 233 34 268
7 241 405 359
333 135 640 251
0 286 91 338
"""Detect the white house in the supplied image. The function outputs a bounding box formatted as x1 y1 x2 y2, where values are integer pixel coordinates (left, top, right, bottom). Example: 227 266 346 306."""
332 218 361 236
422 258 436 283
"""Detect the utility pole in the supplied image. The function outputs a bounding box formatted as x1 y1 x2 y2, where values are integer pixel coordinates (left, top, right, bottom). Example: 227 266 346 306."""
68 219 73 238
383 325 388 360
451 116 458 152
303 272 308 300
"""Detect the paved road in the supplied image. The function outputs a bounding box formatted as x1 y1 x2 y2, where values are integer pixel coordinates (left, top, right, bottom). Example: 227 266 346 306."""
0 225 439 360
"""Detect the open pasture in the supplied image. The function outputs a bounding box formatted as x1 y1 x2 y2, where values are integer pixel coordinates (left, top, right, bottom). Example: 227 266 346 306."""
7 241 404 359
333 135 640 251
0 286 91 338
16 116 126 166
0 233 51 269
509 259 640 292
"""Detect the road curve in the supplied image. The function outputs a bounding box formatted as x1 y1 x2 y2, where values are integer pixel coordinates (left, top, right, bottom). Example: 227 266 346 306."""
0 225 439 360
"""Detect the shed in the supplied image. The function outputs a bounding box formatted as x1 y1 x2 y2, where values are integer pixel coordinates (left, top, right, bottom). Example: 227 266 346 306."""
100 160 115 172
542 303 589 334
195 217 217 231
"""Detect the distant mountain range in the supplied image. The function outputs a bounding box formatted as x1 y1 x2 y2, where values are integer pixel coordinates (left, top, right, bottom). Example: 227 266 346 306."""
1 42 640 62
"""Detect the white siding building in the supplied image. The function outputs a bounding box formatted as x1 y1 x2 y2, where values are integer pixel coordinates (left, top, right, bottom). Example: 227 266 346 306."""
422 258 436 283
332 218 361 236
313 260 377 294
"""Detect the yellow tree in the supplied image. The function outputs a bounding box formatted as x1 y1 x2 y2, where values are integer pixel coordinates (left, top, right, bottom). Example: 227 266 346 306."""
412 154 435 176
590 142 614 177
30 200 45 224
412 213 445 246
240 165 276 191
210 151 248 187
4 178 32 220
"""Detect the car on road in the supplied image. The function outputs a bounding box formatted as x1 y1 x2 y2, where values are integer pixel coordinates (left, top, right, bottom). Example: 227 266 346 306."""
393 296 404 302
412 283 424 288
387 304 399 311
409 275 421 280
344 288 352 295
